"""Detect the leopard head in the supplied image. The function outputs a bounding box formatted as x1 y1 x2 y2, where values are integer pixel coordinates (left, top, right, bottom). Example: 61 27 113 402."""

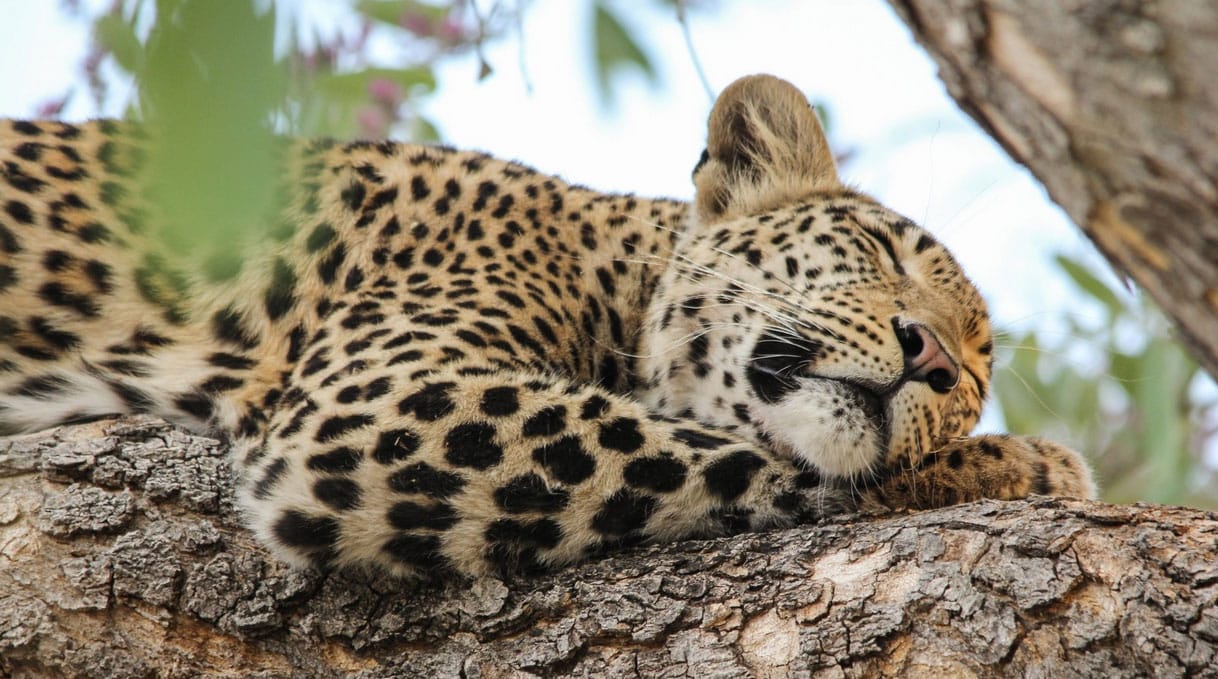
640 74 993 479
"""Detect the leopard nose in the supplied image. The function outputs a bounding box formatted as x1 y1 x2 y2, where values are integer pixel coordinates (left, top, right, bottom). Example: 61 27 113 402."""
895 322 960 394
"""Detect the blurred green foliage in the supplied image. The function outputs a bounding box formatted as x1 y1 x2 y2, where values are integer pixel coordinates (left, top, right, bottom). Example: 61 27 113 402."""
78 0 669 139
592 1 658 104
83 0 464 251
137 0 285 251
993 255 1217 508
68 0 669 251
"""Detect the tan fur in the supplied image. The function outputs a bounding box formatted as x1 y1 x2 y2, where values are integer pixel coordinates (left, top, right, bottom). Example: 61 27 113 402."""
696 75 839 222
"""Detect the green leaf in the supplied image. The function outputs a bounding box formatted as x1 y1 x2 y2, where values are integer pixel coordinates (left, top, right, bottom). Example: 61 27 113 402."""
993 333 1053 434
812 101 832 133
1109 350 1143 398
592 2 656 103
139 0 287 250
412 115 441 142
94 13 144 74
356 0 447 29
1054 254 1123 317
1134 338 1195 504
316 67 436 101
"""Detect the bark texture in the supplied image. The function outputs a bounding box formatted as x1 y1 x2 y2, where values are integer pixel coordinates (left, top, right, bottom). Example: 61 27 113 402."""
887 0 1218 378
2 417 1216 677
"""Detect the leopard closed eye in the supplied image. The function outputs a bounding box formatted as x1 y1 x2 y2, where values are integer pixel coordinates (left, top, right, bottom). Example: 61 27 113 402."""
0 74 1095 578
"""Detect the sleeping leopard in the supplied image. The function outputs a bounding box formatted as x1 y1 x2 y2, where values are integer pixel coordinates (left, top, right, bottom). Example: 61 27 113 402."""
0 74 1095 578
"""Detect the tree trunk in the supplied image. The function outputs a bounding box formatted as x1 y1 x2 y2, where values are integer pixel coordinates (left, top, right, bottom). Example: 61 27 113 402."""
1 418 1215 677
886 0 1218 379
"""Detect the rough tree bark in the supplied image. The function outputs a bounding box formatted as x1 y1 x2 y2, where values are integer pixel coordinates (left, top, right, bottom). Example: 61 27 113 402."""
887 0 1218 379
3 418 1217 677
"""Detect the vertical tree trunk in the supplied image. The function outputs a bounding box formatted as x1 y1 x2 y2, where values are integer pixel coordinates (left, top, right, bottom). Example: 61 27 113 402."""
888 0 1218 378
3 418 1217 677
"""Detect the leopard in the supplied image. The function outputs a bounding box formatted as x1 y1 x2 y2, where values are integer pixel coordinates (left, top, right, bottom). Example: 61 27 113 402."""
0 74 1095 579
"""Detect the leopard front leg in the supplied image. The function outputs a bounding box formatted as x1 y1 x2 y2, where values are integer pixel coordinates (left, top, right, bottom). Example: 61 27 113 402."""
855 434 1096 512
236 370 839 579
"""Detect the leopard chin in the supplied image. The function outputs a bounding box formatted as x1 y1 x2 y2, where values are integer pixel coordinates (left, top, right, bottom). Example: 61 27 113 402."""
748 378 889 478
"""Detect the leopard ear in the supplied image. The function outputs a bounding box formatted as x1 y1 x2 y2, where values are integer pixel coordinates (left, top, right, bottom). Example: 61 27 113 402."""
694 74 840 223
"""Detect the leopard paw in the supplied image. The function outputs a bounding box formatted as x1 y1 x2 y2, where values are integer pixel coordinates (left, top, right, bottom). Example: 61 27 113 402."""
859 434 1096 511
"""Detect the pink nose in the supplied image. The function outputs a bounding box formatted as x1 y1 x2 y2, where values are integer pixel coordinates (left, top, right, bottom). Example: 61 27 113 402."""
896 323 959 393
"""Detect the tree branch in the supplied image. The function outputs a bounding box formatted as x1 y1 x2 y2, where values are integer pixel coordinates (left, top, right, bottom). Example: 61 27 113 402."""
2 418 1215 676
887 0 1218 378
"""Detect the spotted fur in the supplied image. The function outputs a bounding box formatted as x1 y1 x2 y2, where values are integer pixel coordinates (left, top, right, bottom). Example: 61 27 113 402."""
0 75 1094 578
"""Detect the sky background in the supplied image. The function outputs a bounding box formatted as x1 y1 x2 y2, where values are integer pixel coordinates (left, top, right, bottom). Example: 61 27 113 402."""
0 0 1183 443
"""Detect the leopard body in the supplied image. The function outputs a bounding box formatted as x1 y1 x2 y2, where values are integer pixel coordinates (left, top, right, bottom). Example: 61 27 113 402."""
0 75 1094 578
